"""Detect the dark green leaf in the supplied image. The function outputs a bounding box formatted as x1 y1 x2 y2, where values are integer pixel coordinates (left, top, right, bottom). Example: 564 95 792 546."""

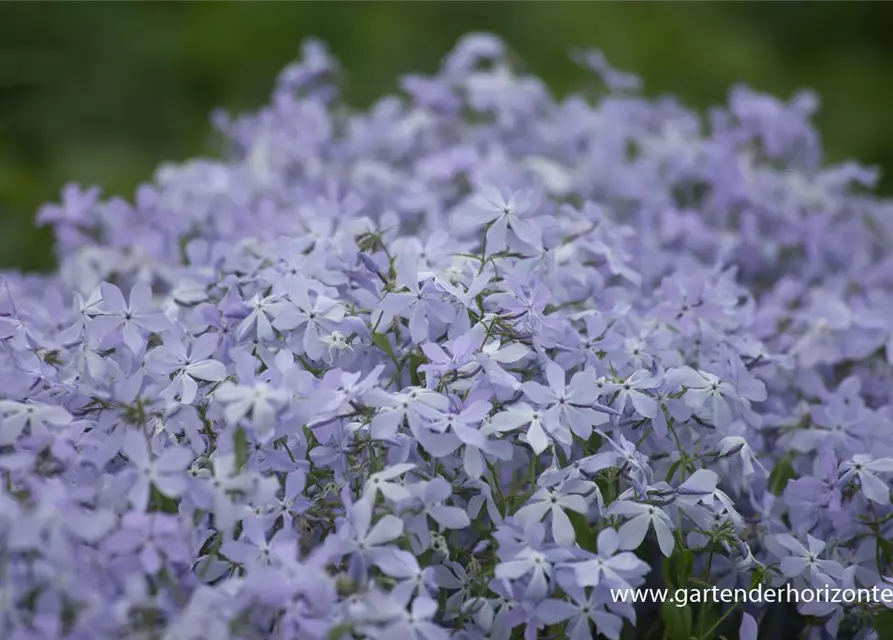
372 332 398 366
409 352 425 386
665 458 685 483
768 455 797 496
873 610 893 640
661 599 693 640
662 548 695 589
233 426 248 471
567 511 597 553
150 485 179 513
326 623 352 640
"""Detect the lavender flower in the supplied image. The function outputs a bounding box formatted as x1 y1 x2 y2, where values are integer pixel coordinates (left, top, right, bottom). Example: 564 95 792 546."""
3 33 893 640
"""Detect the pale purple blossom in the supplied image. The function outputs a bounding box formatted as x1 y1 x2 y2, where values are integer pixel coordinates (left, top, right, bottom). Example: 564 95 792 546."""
606 500 675 557
2 33 892 640
88 282 172 353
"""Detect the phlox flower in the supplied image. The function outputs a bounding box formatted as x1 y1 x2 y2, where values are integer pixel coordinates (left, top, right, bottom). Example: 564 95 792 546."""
606 500 675 557
88 282 172 354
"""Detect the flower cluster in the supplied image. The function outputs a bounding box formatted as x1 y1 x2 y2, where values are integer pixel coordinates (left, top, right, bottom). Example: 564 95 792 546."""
3 34 893 640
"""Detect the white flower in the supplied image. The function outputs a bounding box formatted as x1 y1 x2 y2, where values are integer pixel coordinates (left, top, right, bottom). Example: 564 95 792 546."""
214 381 291 436
717 436 767 476
489 402 566 455
0 401 72 445
574 528 650 590
469 185 541 250
773 533 844 588
320 330 353 363
839 455 893 504
515 481 592 547
606 500 675 557
363 463 416 503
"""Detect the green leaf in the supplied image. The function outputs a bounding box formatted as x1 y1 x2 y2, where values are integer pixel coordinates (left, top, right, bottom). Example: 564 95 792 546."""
768 455 797 495
233 426 249 471
749 565 766 590
665 457 685 483
878 535 893 569
662 548 695 589
326 623 352 640
697 606 723 640
554 443 569 468
567 511 597 553
661 599 693 640
409 352 425 387
150 485 179 513
372 332 398 366
586 429 604 453
595 472 618 505
873 610 893 639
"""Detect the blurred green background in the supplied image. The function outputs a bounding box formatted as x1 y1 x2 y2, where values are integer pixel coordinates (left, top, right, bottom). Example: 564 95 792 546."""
2 3 892 272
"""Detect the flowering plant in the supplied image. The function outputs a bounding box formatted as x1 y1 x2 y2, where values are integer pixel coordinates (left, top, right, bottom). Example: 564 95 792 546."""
3 33 893 640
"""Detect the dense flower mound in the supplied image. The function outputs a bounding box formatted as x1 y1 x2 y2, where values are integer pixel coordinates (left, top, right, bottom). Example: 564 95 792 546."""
4 34 893 640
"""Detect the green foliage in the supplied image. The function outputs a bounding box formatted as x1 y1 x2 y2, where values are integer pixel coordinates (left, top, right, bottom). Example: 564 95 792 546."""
661 599 693 640
663 548 695 590
408 351 425 387
768 454 797 496
372 332 398 368
568 510 598 553
873 610 893 640
233 425 249 472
